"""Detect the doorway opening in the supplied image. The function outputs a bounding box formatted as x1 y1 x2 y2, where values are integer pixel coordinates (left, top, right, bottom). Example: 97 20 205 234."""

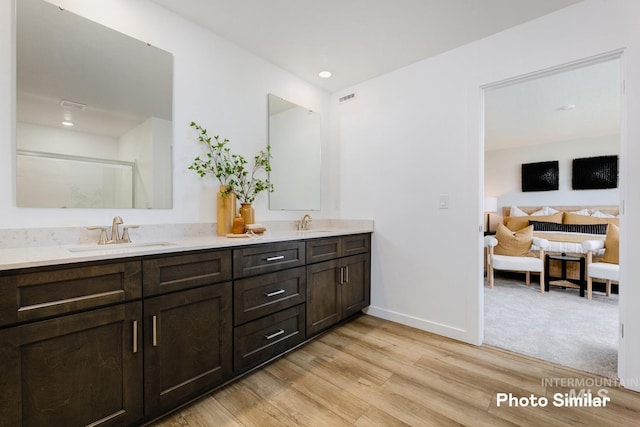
481 53 623 379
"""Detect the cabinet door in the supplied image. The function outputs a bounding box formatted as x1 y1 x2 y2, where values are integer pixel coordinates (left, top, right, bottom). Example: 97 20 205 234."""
0 303 143 427
341 253 371 318
143 282 232 417
306 259 341 336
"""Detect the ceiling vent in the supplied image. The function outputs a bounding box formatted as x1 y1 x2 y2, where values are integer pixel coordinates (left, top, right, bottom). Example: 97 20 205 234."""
338 92 356 103
60 100 87 110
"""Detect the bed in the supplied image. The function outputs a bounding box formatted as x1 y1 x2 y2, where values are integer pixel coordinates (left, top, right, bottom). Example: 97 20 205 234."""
500 205 619 281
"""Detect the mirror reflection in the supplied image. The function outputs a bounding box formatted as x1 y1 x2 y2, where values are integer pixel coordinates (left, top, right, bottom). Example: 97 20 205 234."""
268 94 321 211
16 0 173 208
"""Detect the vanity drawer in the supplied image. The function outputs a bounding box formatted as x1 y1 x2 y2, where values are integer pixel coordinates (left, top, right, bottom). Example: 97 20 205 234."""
233 304 305 372
0 261 141 327
234 267 306 325
306 237 341 264
342 234 371 257
306 234 371 264
233 241 305 278
143 250 232 297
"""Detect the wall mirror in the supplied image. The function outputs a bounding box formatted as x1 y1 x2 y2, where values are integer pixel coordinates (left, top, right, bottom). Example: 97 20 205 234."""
268 94 321 211
16 0 173 208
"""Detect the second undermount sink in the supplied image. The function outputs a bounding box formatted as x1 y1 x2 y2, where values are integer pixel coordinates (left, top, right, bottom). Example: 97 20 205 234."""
298 229 334 235
66 241 177 253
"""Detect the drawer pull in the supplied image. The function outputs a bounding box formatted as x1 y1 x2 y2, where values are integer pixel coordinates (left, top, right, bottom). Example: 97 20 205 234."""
264 289 286 297
132 321 138 353
264 329 285 340
266 255 285 262
152 315 158 347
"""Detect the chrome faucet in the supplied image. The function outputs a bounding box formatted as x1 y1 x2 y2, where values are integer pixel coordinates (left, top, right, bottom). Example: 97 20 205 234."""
297 214 312 231
87 216 138 245
110 216 124 243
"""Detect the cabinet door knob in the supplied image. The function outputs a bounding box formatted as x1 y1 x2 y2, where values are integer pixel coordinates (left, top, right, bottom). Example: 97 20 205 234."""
264 329 285 340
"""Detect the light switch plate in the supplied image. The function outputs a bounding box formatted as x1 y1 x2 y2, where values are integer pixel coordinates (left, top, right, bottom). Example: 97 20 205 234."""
439 194 449 209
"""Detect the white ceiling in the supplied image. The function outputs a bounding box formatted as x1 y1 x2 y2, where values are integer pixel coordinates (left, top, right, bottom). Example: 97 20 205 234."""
150 0 583 93
484 58 621 151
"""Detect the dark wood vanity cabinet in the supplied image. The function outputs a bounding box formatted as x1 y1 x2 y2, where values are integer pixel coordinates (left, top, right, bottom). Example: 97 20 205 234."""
0 261 144 427
306 234 371 337
0 233 370 426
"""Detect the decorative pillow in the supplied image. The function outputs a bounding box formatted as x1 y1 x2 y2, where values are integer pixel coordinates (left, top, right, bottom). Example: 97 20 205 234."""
505 212 563 231
494 223 534 256
528 220 608 235
530 206 559 216
601 224 620 264
591 210 616 218
569 208 591 216
564 212 619 226
509 206 528 217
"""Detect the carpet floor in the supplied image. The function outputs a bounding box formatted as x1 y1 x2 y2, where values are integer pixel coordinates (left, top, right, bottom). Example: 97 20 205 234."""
484 273 618 379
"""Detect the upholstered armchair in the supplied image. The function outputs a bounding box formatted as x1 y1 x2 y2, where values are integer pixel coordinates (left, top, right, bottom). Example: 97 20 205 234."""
582 239 620 300
485 224 549 293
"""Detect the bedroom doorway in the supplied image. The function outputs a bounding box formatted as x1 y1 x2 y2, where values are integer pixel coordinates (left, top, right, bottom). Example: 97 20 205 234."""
481 52 623 379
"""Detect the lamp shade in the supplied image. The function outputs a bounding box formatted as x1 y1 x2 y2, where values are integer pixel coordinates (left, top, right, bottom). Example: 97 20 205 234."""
484 197 498 213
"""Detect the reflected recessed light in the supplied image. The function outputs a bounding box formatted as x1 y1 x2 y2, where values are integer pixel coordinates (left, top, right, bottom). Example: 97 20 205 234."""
557 104 576 111
61 121 74 127
318 71 332 79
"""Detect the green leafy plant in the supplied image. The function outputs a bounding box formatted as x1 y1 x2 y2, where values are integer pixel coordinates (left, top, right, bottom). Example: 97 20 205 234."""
189 121 273 203
188 122 234 187
227 147 274 204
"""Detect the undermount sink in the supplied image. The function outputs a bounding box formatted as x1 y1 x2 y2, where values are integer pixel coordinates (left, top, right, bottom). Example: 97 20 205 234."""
298 229 334 235
66 241 177 253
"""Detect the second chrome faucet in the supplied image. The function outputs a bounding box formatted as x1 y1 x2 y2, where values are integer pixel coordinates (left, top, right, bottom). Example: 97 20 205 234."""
297 214 312 231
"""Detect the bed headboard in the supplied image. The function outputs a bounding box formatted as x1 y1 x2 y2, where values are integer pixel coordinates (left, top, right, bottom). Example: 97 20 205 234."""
502 205 619 217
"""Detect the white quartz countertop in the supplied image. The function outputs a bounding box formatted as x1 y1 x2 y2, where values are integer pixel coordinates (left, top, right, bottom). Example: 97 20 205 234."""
0 221 373 271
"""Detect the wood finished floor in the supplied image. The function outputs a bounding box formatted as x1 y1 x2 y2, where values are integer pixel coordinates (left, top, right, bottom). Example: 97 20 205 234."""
150 315 640 426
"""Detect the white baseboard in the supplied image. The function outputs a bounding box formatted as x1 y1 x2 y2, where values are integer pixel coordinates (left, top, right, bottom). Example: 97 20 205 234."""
364 305 475 344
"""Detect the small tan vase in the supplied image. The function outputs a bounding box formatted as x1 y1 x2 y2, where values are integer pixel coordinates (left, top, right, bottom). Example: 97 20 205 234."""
216 185 236 236
239 203 255 226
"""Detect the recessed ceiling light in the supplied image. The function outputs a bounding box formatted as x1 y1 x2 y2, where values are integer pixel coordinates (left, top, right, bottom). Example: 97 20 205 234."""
318 71 332 79
61 121 74 127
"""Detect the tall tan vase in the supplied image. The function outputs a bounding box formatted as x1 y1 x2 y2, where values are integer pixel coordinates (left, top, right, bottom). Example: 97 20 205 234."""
216 185 236 235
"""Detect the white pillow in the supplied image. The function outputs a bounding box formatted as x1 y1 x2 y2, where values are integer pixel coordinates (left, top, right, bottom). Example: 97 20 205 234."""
592 210 615 218
569 208 591 216
531 206 559 216
509 206 528 217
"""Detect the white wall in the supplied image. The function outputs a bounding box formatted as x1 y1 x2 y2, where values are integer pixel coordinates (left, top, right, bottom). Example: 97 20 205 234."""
0 0 331 228
332 0 640 389
486 134 620 209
